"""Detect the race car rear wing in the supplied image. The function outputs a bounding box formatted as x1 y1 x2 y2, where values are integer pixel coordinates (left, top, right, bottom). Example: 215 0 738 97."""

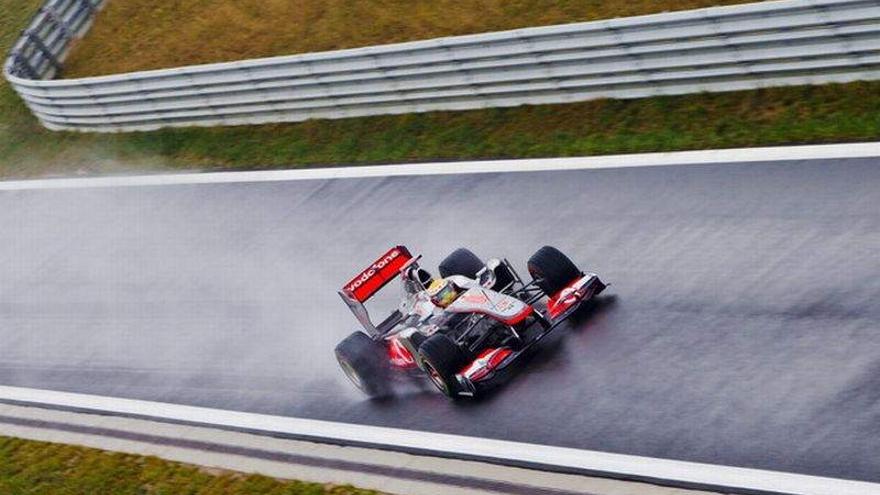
341 246 413 302
339 246 414 336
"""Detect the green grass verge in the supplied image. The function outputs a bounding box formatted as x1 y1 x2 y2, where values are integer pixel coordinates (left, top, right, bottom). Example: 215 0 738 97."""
0 436 384 495
112 82 880 169
0 1 878 180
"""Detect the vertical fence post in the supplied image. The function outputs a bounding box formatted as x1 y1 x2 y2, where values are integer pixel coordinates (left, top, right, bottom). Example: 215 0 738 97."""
42 3 74 41
63 0 97 36
24 31 62 75
79 0 95 15
9 52 40 79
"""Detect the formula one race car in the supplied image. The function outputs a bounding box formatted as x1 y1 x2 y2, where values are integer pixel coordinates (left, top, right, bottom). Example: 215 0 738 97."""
334 246 606 398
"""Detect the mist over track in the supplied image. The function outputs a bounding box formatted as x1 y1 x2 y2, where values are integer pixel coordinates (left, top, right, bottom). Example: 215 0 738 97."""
0 157 878 483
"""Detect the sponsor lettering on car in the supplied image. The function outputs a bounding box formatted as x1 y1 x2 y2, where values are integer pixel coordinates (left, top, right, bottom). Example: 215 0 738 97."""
343 246 412 302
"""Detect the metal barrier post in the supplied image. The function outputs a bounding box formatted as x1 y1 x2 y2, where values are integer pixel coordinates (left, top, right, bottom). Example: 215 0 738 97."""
24 31 62 74
9 52 40 80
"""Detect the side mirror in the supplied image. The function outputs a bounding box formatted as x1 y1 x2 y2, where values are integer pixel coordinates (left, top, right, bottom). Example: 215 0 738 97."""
477 261 499 289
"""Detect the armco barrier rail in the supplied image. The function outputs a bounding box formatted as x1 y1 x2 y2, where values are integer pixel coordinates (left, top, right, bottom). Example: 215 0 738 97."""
5 0 104 81
4 0 880 133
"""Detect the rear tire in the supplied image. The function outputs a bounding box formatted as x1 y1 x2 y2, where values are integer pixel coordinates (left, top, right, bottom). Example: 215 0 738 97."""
439 248 484 279
418 334 469 397
335 332 390 398
527 246 582 295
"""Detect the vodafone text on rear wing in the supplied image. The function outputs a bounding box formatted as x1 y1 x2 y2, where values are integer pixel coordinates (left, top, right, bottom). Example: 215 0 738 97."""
338 246 414 336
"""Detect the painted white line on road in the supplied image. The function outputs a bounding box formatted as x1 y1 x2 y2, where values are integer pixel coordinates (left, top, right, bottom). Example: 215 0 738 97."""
0 142 877 191
0 385 876 495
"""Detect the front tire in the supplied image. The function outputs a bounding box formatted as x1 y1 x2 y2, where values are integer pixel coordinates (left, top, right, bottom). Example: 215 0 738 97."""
439 248 484 279
527 246 582 295
335 332 390 398
418 334 469 397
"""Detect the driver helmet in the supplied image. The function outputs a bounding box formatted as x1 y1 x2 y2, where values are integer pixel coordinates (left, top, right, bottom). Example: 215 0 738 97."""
427 278 460 308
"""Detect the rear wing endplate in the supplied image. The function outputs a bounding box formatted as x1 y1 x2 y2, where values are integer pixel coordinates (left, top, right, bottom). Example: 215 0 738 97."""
339 246 413 336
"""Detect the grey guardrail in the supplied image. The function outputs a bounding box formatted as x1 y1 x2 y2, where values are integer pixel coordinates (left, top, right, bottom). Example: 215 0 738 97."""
4 0 103 82
4 0 880 133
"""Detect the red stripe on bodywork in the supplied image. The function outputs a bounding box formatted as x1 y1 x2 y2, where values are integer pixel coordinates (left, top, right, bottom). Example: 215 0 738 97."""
547 275 589 320
387 338 415 368
499 305 533 326
460 347 513 381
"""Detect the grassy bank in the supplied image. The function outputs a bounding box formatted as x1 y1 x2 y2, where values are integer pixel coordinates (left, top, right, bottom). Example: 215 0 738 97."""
0 436 383 495
0 0 877 180
63 0 761 77
111 82 880 168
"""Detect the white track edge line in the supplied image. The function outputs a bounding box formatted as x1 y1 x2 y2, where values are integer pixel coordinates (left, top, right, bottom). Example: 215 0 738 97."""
0 385 875 495
1 142 878 190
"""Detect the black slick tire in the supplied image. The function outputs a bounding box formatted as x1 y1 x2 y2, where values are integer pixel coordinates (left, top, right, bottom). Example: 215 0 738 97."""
527 246 582 295
439 248 484 279
418 333 469 397
335 331 390 398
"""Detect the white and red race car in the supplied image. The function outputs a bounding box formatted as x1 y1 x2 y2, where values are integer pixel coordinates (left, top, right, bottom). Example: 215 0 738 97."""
335 245 607 398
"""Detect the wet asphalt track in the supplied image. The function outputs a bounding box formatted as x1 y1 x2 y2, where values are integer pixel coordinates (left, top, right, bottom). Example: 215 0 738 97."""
0 157 878 482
